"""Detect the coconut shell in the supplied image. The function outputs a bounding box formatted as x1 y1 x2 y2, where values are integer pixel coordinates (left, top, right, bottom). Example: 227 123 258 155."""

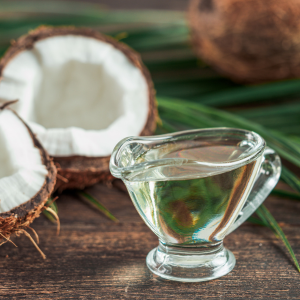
0 103 56 245
0 26 157 191
189 0 300 83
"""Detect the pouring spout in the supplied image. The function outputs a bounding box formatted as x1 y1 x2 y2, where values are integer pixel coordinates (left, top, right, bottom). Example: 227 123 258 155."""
109 135 174 180
109 128 265 182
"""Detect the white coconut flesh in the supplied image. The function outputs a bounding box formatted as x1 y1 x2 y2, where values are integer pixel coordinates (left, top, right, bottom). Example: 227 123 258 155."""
0 109 48 213
0 35 149 157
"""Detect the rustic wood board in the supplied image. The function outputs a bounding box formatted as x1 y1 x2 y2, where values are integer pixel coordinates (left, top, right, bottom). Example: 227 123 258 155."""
0 181 299 299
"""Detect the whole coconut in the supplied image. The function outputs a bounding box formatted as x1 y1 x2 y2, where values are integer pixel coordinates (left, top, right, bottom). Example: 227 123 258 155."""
189 0 300 83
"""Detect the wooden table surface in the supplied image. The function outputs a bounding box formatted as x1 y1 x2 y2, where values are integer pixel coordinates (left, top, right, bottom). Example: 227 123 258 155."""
0 180 299 299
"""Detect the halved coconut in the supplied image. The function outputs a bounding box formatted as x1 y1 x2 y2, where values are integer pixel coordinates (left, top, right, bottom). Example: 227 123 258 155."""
0 101 56 257
0 26 157 191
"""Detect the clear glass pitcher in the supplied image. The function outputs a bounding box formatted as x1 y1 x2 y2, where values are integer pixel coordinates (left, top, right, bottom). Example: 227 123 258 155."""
110 128 281 282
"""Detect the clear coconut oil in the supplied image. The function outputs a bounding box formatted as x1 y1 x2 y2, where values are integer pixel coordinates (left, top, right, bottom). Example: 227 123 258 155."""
123 144 261 245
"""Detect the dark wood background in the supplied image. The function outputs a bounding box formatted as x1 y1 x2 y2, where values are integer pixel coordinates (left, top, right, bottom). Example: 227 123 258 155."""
1 1 300 299
0 180 299 299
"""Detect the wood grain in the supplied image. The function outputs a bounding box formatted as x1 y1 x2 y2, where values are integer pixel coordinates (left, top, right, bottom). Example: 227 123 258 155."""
0 180 299 299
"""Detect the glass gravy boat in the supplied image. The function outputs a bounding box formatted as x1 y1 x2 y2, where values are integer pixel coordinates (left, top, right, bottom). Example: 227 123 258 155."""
110 128 281 282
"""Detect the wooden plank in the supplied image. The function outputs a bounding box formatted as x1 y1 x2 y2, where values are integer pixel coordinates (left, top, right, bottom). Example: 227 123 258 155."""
0 181 299 299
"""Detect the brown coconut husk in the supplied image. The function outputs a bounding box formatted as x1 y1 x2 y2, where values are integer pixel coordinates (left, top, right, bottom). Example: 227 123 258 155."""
0 26 157 192
0 102 57 258
189 0 300 83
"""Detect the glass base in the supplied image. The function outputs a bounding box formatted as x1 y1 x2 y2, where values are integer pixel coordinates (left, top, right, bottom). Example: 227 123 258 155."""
146 242 236 282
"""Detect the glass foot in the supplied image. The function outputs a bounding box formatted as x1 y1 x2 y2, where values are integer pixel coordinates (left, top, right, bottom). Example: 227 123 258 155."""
146 242 236 282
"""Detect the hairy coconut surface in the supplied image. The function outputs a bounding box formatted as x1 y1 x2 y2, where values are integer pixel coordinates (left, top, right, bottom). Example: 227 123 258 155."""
189 0 300 83
0 26 157 191
0 101 56 254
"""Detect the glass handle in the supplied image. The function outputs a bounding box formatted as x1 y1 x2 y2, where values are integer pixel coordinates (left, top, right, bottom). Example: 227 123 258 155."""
227 147 281 235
